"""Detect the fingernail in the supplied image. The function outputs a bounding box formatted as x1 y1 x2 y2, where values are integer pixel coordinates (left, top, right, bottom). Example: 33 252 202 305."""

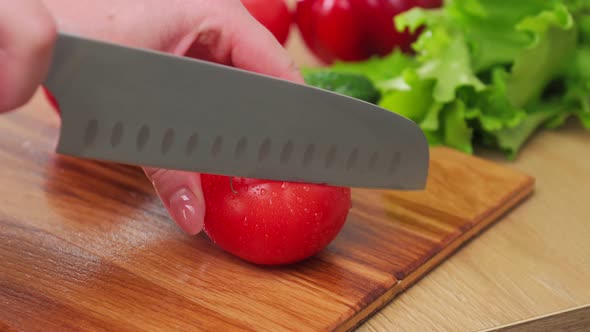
169 188 204 235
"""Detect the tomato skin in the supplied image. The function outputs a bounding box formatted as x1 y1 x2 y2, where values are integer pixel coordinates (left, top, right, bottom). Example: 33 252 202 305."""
241 0 293 45
42 86 60 115
297 0 367 62
295 0 443 63
201 174 352 265
352 0 418 55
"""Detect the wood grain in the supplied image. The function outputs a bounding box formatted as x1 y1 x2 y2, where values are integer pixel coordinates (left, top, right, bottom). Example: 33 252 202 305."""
0 91 533 331
483 304 590 332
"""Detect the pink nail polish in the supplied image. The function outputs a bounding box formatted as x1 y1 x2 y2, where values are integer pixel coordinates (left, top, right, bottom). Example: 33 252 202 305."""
169 188 204 235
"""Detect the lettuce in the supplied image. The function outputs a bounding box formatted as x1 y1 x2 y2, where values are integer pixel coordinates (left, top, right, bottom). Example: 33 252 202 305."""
304 0 590 159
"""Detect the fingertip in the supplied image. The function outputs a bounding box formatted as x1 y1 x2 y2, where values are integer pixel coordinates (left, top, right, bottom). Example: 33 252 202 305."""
169 187 205 235
144 168 206 236
229 15 304 85
278 56 306 84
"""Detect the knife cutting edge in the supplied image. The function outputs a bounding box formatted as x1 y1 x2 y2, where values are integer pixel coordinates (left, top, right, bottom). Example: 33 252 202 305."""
43 32 429 190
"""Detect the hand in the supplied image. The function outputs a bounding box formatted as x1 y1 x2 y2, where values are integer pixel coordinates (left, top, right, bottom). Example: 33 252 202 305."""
0 0 56 112
42 0 304 235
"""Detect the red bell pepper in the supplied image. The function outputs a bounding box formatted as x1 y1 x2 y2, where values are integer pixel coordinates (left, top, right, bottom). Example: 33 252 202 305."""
295 0 442 64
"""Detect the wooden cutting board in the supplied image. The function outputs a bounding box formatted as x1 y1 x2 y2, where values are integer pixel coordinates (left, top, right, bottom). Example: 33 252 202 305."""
0 95 534 331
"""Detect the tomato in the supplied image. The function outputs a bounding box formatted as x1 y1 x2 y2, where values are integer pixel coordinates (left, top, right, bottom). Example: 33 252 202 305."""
295 0 443 63
201 174 352 265
42 86 60 115
296 0 366 62
241 0 293 45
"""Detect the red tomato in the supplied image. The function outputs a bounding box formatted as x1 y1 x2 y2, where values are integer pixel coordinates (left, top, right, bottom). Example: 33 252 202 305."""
295 0 443 63
201 174 352 265
241 0 293 45
297 0 367 62
42 86 60 115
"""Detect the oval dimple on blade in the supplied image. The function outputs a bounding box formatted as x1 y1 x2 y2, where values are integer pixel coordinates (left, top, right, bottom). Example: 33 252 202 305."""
368 151 379 171
302 143 316 167
211 135 224 157
346 147 359 171
136 125 150 150
258 138 272 162
161 128 175 154
185 133 199 155
235 136 248 158
280 140 294 164
388 152 402 173
324 144 337 169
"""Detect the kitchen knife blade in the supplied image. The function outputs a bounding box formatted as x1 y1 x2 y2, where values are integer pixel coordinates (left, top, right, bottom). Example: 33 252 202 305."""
43 32 429 190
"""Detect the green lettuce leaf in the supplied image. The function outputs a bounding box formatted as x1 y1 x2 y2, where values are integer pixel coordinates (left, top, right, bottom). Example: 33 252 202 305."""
395 7 486 103
440 100 474 154
302 0 590 159
462 67 527 132
488 104 561 159
377 69 437 123
507 4 576 107
392 0 588 157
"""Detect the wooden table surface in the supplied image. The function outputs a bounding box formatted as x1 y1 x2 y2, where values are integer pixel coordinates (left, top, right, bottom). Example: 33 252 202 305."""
283 13 590 332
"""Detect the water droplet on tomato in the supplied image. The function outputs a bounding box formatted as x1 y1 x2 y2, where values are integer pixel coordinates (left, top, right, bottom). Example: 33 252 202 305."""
271 191 277 198
281 182 287 189
304 208 309 213
243 217 248 226
303 186 310 192
314 212 323 221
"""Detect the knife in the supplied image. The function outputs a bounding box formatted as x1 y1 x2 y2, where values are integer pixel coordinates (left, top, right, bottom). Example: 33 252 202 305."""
43 32 429 190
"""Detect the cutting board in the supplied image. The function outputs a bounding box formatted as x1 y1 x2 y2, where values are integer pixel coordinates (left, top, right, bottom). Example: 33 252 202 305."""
0 94 534 331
